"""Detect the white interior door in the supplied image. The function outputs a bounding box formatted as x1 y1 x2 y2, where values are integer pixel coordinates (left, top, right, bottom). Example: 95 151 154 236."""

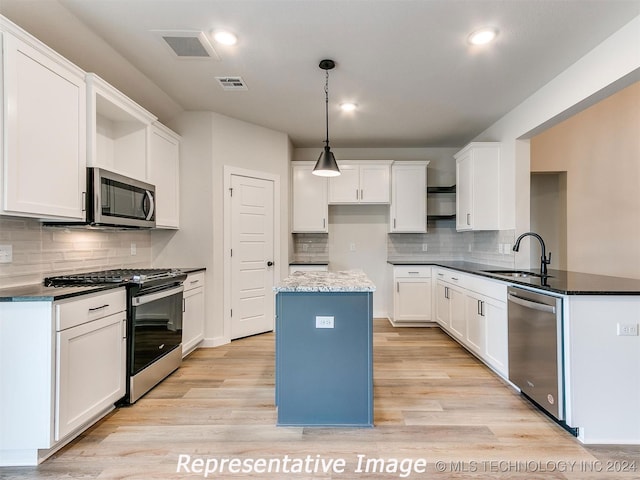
230 174 275 339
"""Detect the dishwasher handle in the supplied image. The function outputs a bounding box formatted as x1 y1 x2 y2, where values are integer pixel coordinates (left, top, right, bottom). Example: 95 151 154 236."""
508 292 556 314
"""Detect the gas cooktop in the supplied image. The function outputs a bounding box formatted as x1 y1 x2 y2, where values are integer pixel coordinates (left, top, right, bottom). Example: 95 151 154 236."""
44 268 184 287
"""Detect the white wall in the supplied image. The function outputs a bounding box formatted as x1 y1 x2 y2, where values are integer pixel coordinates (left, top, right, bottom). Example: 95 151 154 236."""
152 112 291 345
473 15 640 270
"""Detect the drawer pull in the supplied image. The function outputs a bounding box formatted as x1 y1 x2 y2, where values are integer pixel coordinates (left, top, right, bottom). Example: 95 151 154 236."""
190 280 199 285
451 277 459 281
408 271 420 274
88 304 109 312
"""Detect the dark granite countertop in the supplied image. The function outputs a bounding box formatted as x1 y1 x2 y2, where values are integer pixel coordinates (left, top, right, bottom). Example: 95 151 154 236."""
0 266 206 301
387 259 640 295
178 267 206 274
0 283 125 302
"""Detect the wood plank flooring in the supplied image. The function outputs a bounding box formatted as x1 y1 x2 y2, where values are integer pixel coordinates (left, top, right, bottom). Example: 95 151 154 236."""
3 319 639 479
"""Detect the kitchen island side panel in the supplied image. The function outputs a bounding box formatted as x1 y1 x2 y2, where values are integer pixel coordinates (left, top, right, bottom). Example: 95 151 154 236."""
275 291 373 427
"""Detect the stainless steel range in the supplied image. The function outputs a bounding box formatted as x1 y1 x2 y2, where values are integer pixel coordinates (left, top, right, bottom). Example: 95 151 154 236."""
45 268 187 404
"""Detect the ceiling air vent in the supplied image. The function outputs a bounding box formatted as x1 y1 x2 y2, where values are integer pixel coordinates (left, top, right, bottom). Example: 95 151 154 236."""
215 76 248 91
153 30 219 60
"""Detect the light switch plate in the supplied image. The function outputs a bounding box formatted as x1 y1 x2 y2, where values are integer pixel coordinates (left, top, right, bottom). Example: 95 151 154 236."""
0 244 12 263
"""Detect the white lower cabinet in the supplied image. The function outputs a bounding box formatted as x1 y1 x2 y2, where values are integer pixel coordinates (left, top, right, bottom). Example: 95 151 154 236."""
434 268 508 379
182 271 205 357
390 267 432 325
465 293 486 356
0 288 126 466
434 269 467 340
482 297 508 377
55 311 126 440
55 289 127 441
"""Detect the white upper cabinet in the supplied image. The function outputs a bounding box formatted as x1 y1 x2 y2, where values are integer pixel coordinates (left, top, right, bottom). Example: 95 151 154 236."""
390 161 429 233
328 161 392 204
1 22 86 220
148 122 180 229
455 142 500 231
86 73 156 181
291 162 328 233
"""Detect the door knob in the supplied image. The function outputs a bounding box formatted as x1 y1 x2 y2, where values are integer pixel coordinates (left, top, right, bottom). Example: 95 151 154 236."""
267 261 274 267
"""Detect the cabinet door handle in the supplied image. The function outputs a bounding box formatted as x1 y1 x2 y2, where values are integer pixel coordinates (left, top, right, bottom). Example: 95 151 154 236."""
122 318 127 339
88 304 109 312
393 218 396 229
183 298 186 313
481 301 485 317
467 213 471 225
445 286 449 299
396 282 399 293
477 300 482 316
81 191 86 212
356 189 359 200
360 189 363 200
323 218 326 228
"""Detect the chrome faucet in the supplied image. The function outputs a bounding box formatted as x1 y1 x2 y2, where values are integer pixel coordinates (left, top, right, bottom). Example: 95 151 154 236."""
512 232 551 276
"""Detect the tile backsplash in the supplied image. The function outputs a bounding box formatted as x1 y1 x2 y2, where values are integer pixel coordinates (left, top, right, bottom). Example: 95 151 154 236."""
291 233 329 263
292 218 516 268
0 216 151 287
387 220 515 267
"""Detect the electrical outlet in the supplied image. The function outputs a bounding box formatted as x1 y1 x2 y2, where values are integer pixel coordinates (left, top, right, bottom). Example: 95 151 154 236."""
315 316 334 329
504 243 512 253
130 242 137 256
302 243 309 251
498 244 504 254
617 323 639 336
349 243 356 252
422 243 428 252
0 244 12 263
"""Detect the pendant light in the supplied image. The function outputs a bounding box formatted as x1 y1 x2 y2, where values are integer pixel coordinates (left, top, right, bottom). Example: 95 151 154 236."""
312 59 341 177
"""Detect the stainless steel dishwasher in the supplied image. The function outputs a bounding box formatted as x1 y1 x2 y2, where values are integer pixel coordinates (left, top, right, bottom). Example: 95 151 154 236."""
507 286 564 421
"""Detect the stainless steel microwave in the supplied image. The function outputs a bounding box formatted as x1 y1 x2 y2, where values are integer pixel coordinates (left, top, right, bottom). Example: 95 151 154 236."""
87 167 156 228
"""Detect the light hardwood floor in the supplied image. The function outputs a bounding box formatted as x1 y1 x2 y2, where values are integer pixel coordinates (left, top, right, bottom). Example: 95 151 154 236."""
3 319 638 479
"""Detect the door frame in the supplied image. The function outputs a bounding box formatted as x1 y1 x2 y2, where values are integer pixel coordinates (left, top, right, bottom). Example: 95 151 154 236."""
223 165 281 343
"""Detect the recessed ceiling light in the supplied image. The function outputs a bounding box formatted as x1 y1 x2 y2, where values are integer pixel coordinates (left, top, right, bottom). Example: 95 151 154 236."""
468 27 498 45
213 30 238 46
340 102 357 112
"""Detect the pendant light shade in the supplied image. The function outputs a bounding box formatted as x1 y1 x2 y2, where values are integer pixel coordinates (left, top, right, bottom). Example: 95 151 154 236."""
315 146 341 177
312 59 341 177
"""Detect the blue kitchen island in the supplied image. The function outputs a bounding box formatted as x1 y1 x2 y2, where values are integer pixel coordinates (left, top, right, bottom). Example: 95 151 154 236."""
273 270 375 427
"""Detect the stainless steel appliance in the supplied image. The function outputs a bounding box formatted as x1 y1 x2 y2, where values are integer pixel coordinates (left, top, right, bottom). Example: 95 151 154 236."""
87 168 156 228
507 286 564 421
45 268 187 404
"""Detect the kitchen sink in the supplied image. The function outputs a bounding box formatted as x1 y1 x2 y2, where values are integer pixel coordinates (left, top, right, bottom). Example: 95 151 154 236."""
483 270 551 279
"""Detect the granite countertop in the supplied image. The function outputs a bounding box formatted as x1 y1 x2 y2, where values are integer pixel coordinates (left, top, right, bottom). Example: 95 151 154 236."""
387 259 640 295
0 283 124 302
274 270 376 293
0 266 206 301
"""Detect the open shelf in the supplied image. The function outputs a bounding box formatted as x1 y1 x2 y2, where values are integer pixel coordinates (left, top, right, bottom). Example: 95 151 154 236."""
427 185 456 218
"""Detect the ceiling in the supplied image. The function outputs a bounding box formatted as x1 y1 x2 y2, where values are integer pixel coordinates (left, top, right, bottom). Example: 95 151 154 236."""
1 1 639 148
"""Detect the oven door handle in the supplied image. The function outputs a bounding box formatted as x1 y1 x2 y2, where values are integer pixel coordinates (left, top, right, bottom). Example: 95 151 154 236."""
508 292 556 314
133 285 184 306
